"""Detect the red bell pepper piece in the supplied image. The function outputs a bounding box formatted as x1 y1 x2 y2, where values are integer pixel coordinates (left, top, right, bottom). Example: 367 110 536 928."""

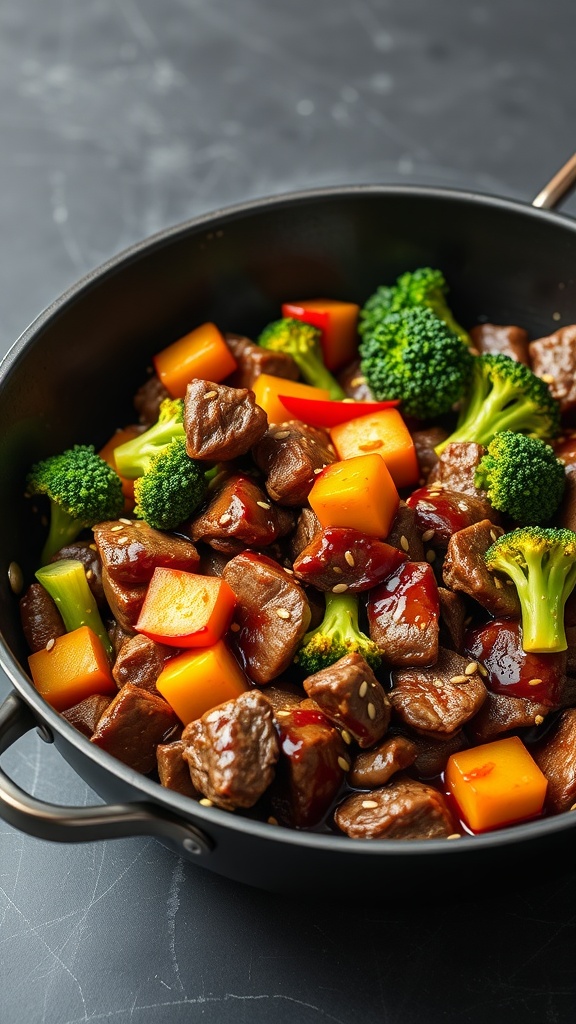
281 299 359 371
278 395 400 428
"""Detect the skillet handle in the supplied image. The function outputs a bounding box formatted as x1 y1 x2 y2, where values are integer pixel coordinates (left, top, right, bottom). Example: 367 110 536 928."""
533 153 576 210
0 691 213 856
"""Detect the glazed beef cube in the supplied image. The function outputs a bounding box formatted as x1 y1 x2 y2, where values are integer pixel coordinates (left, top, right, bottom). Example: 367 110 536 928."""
50 540 105 607
302 653 391 748
443 520 521 618
101 568 147 631
465 619 567 708
20 583 65 653
259 685 307 714
433 443 494 514
189 474 294 554
406 486 490 548
411 731 468 779
529 325 576 414
349 735 417 788
385 501 425 562
184 378 267 462
225 332 299 390
389 648 487 740
94 520 199 586
368 561 439 667
294 527 406 593
112 634 169 693
271 706 346 828
181 690 279 810
252 420 336 507
222 552 311 684
412 427 448 480
134 374 170 424
157 740 198 798
337 359 374 401
533 709 576 813
335 776 456 840
469 323 530 364
468 691 549 743
62 694 112 738
438 587 467 653
289 508 322 561
91 683 179 774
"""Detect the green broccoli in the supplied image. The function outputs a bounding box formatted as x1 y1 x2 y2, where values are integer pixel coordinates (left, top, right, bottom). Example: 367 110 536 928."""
475 431 566 524
485 527 576 652
435 354 561 455
359 267 470 344
113 398 185 479
133 437 207 530
296 592 381 675
35 559 112 658
358 306 473 418
257 318 345 400
27 445 124 565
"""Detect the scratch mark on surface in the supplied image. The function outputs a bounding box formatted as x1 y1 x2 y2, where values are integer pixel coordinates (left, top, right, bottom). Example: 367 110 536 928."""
166 858 185 993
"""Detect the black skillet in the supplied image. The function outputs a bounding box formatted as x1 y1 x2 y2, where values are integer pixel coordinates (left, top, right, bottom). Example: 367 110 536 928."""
1 156 576 894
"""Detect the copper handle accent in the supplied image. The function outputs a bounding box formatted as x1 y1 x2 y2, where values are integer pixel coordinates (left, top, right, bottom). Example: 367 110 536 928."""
532 153 576 210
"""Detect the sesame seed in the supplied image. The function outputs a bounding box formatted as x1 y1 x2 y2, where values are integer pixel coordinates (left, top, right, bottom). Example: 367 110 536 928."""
478 665 489 678
119 517 132 525
199 798 213 807
359 681 368 698
552 312 562 322
464 616 472 627
45 638 55 651
313 467 324 475
361 799 379 809
367 702 376 720
86 569 93 579
465 662 478 675
256 500 271 509
7 561 23 595
344 550 355 567
446 833 461 840
494 578 503 589
219 513 232 525
506 580 515 586
490 530 498 542
274 430 291 439
350 376 366 388
528 678 543 686
230 622 240 632
570 803 576 811
332 565 343 574
426 549 436 563
118 536 129 544
267 816 279 826
422 529 435 542
458 501 469 512
110 524 123 532
276 608 290 619
276 710 290 717
450 675 468 684
283 567 294 575
541 372 555 383
419 621 427 630
89 543 98 550
204 390 218 399
400 535 410 552
332 583 349 593
341 729 352 745
338 756 351 772
534 715 545 725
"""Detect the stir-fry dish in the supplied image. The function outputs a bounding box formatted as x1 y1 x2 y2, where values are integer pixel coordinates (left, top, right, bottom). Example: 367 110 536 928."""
18 269 576 840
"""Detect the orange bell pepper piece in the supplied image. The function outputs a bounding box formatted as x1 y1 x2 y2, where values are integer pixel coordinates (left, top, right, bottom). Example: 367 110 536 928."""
153 322 237 398
136 568 237 647
99 425 142 508
308 453 399 537
252 373 329 426
281 299 360 371
28 626 116 712
330 408 419 488
156 640 249 724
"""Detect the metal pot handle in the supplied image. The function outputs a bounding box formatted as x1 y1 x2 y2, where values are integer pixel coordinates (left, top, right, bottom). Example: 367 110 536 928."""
0 691 212 855
532 153 576 210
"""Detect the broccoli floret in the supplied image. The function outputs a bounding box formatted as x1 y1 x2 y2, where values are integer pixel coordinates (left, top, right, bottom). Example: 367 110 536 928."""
133 437 207 530
296 592 381 675
27 445 124 565
436 354 561 455
359 267 470 345
475 431 566 524
113 398 185 479
485 527 576 652
36 559 112 658
257 318 345 400
358 306 473 418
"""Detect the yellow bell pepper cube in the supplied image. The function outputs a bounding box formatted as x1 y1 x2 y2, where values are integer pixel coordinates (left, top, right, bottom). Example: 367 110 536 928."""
156 639 249 725
308 453 399 537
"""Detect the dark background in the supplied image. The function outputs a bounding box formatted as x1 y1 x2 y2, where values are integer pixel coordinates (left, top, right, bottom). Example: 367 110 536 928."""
1 1 576 1021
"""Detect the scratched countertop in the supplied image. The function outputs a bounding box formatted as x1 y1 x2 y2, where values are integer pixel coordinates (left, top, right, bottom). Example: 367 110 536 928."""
1 2 576 1022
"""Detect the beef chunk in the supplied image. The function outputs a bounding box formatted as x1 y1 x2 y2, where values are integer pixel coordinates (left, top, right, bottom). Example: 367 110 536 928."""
368 562 439 667
225 332 299 390
109 621 135 656
529 325 576 414
20 583 65 653
222 552 311 684
50 541 105 607
465 618 567 708
93 520 199 586
294 527 406 592
184 378 267 462
289 507 322 561
252 420 336 507
438 587 467 653
406 486 491 548
411 731 468 778
157 740 198 798
189 474 294 554
91 683 179 774
390 648 487 739
271 706 346 828
349 735 417 788
134 374 170 425
470 323 530 364
443 519 521 618
303 653 391 748
337 360 374 401
434 443 493 514
533 709 576 813
335 776 456 839
101 568 147 631
62 694 112 737
468 691 550 743
259 685 306 714
112 634 169 693
181 690 279 810
385 501 425 562
412 427 448 480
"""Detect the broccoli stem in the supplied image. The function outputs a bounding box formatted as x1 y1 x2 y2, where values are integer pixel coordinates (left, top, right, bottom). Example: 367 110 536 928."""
40 503 85 566
437 378 534 453
502 548 576 652
114 420 185 479
319 590 359 640
35 559 113 658
293 350 346 401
